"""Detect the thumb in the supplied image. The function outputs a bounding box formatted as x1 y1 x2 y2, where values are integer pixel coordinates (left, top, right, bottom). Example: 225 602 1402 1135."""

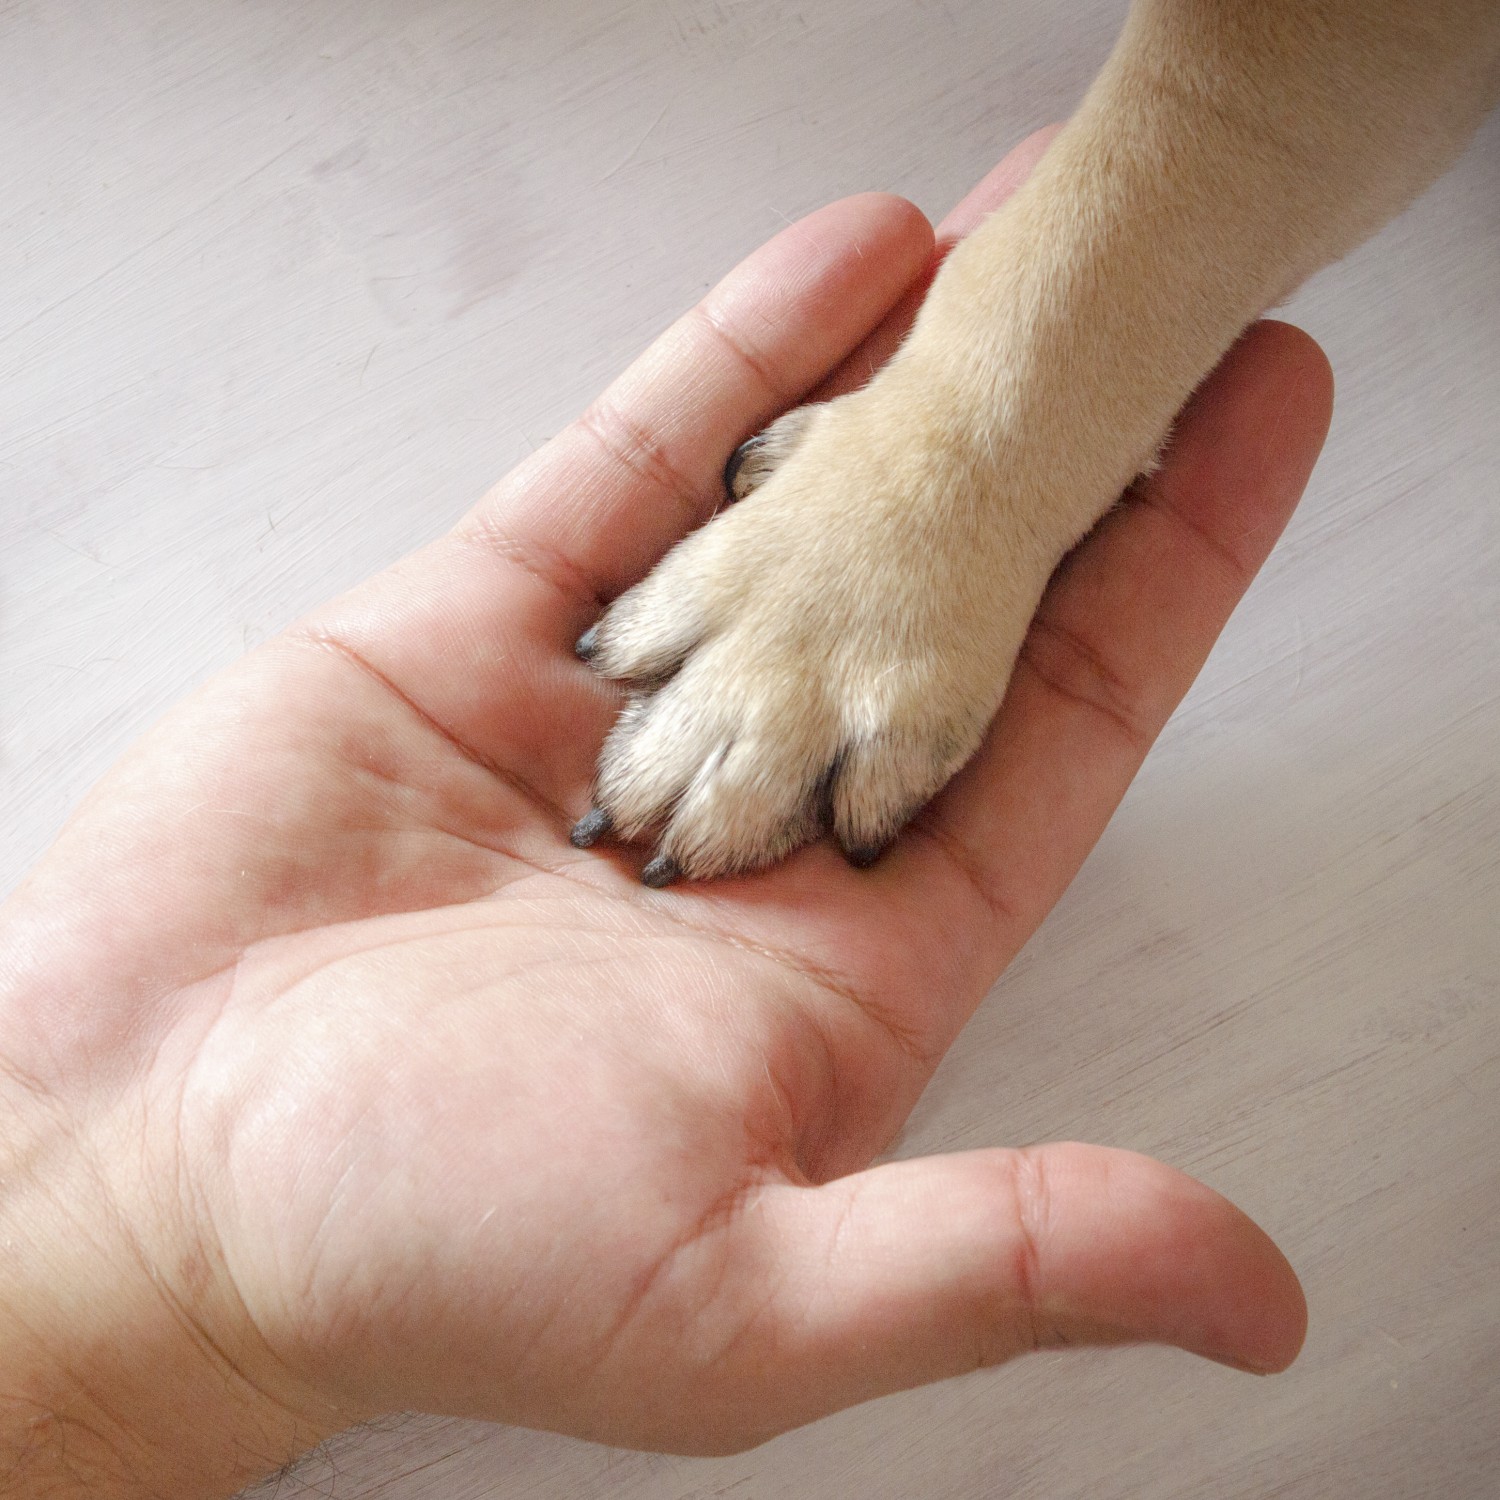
729 1143 1305 1440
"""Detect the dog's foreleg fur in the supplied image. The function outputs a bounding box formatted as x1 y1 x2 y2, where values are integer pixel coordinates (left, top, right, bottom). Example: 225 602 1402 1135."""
581 0 1500 881
906 0 1500 542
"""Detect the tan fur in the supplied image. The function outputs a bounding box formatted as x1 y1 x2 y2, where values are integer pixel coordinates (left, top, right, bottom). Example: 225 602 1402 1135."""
582 0 1500 882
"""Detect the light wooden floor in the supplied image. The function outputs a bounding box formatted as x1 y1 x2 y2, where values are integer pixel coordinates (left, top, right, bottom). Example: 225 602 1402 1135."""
3 2 1497 1495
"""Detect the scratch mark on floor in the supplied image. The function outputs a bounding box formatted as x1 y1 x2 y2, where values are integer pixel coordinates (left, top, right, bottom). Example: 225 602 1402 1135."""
601 103 670 183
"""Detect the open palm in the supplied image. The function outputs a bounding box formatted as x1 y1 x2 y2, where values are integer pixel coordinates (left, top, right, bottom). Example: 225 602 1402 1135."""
0 137 1328 1481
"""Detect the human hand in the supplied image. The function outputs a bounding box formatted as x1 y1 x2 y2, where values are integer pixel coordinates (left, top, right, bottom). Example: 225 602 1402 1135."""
0 131 1329 1497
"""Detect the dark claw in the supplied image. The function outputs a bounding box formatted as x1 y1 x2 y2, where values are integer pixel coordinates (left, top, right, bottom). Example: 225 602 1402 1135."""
575 624 600 662
813 753 846 829
569 807 612 849
723 433 766 502
840 840 889 870
641 853 682 888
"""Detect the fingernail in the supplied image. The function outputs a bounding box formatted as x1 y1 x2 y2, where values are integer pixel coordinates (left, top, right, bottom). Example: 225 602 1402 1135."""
570 808 612 849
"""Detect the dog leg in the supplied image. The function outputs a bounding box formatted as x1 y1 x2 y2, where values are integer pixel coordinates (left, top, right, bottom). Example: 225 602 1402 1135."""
580 0 1500 883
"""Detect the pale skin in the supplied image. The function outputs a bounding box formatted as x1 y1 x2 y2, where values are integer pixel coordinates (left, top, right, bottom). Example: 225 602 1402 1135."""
0 136 1330 1498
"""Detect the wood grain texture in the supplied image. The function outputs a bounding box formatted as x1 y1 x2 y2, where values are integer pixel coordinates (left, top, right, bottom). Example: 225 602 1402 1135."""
2 1 1496 1495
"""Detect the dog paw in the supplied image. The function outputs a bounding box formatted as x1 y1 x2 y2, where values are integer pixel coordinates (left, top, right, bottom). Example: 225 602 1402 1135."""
574 385 1059 884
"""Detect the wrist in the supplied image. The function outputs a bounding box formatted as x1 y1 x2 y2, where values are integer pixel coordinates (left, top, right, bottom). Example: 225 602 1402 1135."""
0 1076 345 1498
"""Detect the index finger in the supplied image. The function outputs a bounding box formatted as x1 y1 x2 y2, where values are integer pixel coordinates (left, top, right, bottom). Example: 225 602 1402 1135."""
466 191 936 610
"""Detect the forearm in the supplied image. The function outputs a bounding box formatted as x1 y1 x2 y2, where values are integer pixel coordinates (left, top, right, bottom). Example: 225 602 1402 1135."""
0 1079 335 1498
